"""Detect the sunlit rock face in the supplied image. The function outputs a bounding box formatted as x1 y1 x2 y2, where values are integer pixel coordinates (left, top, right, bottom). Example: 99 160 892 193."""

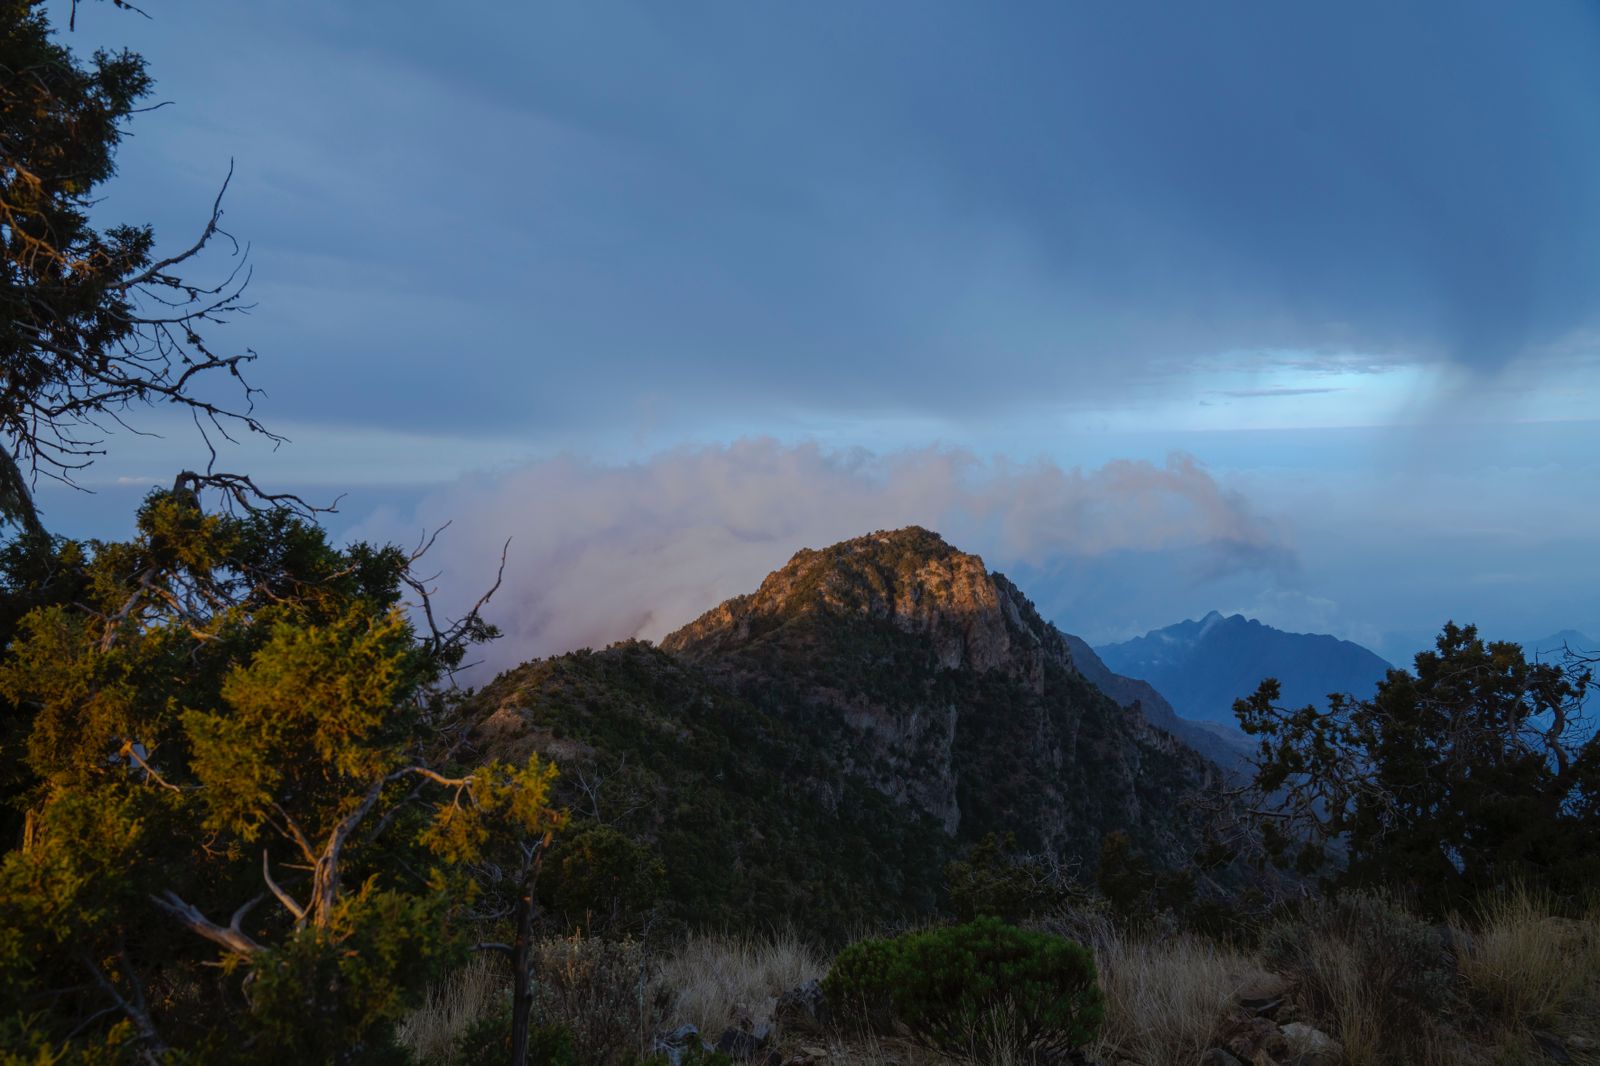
663 527 1221 858
471 526 1227 933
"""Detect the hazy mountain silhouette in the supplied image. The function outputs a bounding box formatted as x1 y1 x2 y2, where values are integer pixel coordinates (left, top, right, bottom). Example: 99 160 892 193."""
1095 611 1393 728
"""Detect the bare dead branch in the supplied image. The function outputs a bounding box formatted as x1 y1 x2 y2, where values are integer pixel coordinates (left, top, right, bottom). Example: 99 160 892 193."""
80 954 168 1058
261 851 306 922
151 890 263 956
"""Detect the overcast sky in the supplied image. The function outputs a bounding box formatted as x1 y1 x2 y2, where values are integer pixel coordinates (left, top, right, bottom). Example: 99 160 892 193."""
36 1 1600 667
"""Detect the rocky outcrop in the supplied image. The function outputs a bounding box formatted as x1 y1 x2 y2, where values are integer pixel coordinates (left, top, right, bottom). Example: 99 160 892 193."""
471 526 1230 934
662 528 1018 673
663 527 1223 865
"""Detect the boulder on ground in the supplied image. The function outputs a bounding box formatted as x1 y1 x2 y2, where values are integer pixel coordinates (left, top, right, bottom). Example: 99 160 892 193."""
1280 1022 1342 1066
773 979 831 1034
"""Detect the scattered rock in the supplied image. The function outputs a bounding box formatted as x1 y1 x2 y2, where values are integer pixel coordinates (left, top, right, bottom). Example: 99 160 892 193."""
1222 1016 1288 1062
1569 1035 1596 1052
652 1024 711 1066
1534 1031 1575 1063
715 1023 773 1060
798 1046 828 1061
773 979 832 1034
1280 1022 1342 1065
1233 973 1293 1018
1234 972 1294 1002
1238 995 1285 1018
1201 1050 1246 1066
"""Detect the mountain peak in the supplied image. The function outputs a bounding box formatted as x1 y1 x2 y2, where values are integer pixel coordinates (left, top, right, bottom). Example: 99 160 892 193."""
1097 612 1392 726
648 526 1221 855
662 525 1029 672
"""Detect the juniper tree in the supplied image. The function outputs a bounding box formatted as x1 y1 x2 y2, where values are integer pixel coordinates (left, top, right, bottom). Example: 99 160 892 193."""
1235 622 1600 911
0 490 563 1062
1 0 289 534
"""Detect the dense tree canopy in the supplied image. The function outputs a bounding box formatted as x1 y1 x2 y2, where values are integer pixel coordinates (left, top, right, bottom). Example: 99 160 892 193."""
1235 622 1600 911
0 493 563 1062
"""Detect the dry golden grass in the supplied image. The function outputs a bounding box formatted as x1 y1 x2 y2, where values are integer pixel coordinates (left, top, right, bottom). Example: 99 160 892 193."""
396 896 1600 1066
654 930 826 1037
1089 929 1253 1066
1458 886 1583 1026
1283 924 1456 1065
395 956 504 1065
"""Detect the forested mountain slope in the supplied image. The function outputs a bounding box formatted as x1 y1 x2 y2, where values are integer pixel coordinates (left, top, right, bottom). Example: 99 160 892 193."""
471 527 1225 934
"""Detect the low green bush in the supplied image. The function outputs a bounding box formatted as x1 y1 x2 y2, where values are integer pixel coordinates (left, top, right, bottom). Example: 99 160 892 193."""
823 917 1104 1058
453 1012 576 1066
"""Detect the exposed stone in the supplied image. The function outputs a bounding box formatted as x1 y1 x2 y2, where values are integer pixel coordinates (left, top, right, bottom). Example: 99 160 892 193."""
656 526 1225 868
1237 994 1286 1018
1534 1031 1574 1063
1223 1016 1288 1061
1201 1050 1246 1066
1280 1023 1341 1066
1233 971 1294 1009
651 1024 710 1066
773 979 831 1034
1568 1035 1596 1051
715 1024 772 1060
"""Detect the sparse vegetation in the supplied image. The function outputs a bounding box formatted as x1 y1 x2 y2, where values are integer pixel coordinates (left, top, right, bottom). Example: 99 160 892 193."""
1089 929 1254 1066
397 898 1600 1066
656 931 825 1037
1457 885 1584 1027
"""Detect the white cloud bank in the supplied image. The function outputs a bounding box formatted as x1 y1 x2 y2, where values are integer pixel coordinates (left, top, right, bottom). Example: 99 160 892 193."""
354 440 1290 675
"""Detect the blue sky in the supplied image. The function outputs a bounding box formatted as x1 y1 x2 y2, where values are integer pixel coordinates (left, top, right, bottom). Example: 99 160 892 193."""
35 1 1600 666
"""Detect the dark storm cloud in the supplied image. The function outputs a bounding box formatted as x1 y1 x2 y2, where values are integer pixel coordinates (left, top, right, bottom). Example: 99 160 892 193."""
63 0 1600 437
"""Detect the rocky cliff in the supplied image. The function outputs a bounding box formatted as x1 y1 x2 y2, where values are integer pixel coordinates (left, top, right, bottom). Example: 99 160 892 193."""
661 527 1222 860
471 527 1227 933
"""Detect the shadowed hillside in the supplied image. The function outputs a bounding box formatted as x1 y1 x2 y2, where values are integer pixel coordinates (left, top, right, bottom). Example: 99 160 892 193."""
471 527 1227 935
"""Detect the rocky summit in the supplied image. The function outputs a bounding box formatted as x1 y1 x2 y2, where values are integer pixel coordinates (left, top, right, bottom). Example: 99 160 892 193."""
662 528 1223 852
472 527 1227 934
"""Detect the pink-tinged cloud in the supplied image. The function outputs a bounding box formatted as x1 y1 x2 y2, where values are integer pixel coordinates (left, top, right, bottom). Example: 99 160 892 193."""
355 440 1290 676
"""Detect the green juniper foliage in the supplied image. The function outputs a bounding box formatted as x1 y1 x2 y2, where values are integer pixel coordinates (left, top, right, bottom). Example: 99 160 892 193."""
1236 621 1600 911
1 0 280 535
0 492 563 1063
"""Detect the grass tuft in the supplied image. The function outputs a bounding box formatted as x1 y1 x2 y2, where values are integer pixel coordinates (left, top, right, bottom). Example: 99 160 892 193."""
1091 930 1252 1066
654 930 826 1036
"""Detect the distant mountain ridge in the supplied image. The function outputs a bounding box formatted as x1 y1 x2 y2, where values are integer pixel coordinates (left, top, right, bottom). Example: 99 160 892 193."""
1523 630 1598 661
1058 633 1252 768
1095 611 1393 728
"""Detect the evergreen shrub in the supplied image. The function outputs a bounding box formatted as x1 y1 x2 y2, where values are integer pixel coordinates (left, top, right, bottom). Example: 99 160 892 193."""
822 917 1103 1057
